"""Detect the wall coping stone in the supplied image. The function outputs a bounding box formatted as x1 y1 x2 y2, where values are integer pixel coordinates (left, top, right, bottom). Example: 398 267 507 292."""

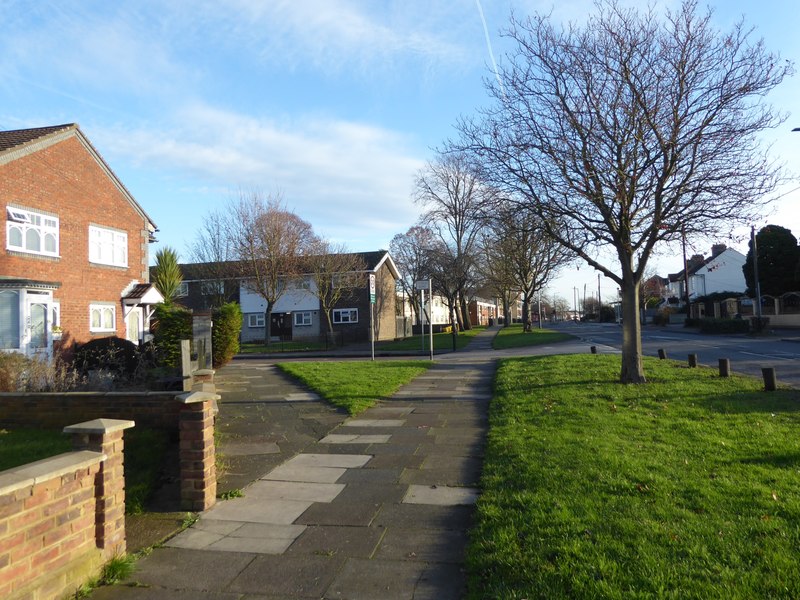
63 418 136 435
176 391 220 405
0 450 105 495
193 369 215 377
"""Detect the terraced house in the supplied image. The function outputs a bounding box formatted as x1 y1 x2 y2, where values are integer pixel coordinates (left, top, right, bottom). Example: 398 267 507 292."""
0 124 161 357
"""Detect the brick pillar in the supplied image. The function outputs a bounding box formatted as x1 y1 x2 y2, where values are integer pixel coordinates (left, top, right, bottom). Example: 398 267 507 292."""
177 391 218 511
63 418 135 559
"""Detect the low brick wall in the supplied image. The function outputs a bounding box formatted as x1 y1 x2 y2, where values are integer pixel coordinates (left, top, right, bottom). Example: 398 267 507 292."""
0 391 183 431
0 419 132 600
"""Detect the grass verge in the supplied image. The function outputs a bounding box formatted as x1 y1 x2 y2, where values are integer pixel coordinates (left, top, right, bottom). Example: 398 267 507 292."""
492 324 575 349
377 326 485 352
277 360 431 415
470 354 800 599
240 340 329 353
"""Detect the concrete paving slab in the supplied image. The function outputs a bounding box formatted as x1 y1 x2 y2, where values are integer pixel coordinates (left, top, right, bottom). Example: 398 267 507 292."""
89 586 243 600
286 525 386 558
319 433 391 444
375 528 468 563
399 467 479 487
243 480 345 502
365 407 414 417
413 562 469 600
206 535 295 554
342 419 406 427
295 499 383 527
262 464 347 483
227 554 345 597
127 548 255 592
367 443 420 456
227 522 306 539
193 519 244 535
203 498 313 524
338 467 403 484
373 503 474 531
282 453 371 468
326 557 425 600
364 454 425 470
165 528 224 549
404 485 479 506
285 392 321 402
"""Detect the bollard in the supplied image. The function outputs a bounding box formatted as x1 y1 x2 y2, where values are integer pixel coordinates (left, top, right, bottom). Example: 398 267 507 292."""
688 354 698 368
718 358 731 378
590 345 597 354
762 367 777 392
658 348 667 360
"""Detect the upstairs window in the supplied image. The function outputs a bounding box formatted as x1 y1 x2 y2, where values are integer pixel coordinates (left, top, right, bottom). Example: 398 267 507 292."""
333 308 358 324
6 206 59 257
89 225 128 267
176 282 189 297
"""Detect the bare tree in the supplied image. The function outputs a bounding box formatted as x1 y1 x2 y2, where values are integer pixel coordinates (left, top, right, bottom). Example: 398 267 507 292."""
228 190 316 345
306 241 367 337
415 153 494 329
457 0 791 382
478 229 517 328
488 202 569 331
187 208 240 307
390 226 437 326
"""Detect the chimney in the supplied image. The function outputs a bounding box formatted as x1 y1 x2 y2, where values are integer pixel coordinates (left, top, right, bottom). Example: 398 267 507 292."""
688 254 704 270
711 244 727 257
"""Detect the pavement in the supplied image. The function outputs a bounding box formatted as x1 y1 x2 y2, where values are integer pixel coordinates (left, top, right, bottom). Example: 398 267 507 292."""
90 326 518 600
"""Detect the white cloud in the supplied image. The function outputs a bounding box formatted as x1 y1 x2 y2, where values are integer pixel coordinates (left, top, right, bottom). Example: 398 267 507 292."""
93 104 425 249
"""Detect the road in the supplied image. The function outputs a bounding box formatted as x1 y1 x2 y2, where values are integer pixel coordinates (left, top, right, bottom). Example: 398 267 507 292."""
549 321 800 388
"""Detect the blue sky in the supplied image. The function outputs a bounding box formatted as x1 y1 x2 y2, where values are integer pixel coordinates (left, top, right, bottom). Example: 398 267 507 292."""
2 0 799 303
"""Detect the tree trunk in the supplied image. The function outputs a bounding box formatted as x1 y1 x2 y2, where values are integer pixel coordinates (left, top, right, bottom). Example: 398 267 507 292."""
459 295 471 330
264 306 272 347
521 298 530 331
502 298 510 327
620 281 646 383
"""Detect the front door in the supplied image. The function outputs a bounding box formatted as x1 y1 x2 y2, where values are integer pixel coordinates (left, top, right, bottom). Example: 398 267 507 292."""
270 313 292 341
24 297 53 358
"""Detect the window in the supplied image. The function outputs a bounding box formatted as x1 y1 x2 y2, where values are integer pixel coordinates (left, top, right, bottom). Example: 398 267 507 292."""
294 311 312 326
6 207 59 257
201 280 223 296
0 290 20 349
90 304 116 332
333 308 358 324
89 225 127 267
248 313 265 328
176 281 189 297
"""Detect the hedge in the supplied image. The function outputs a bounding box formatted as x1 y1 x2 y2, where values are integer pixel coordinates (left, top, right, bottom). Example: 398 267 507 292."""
212 302 242 368
152 304 193 369
697 318 750 334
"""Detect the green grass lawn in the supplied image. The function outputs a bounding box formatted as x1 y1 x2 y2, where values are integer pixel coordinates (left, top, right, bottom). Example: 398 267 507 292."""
240 340 329 353
0 427 168 515
492 324 575 349
470 354 800 599
377 326 485 352
277 360 431 415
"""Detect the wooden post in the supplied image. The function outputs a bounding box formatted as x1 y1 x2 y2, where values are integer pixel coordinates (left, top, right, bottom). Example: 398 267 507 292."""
719 358 731 378
688 354 698 368
657 348 667 360
762 367 777 392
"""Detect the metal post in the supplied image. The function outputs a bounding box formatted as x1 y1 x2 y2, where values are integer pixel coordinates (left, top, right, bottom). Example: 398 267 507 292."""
752 226 763 322
370 303 375 361
682 225 690 313
428 281 434 360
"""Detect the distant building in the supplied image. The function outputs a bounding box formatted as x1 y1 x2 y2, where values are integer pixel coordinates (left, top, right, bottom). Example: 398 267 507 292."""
666 244 746 305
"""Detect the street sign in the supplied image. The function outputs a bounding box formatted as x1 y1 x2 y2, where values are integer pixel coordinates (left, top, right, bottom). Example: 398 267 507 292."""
369 274 376 304
415 279 431 291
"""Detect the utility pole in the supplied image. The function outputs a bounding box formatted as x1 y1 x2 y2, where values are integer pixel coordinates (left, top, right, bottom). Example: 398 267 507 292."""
751 225 763 321
597 273 602 311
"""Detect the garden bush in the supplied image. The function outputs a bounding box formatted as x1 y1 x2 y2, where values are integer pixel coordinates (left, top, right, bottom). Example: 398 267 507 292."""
0 352 81 392
698 318 750 334
152 304 192 370
74 336 139 378
212 302 242 368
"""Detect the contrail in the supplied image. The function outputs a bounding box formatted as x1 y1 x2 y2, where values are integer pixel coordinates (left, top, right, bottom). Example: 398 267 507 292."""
475 0 505 96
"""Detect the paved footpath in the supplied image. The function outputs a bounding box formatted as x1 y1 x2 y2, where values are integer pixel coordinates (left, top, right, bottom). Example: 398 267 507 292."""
92 328 509 599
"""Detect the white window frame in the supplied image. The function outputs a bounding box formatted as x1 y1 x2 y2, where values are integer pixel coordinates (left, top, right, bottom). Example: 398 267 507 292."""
6 206 59 257
89 304 116 333
89 225 128 267
248 313 265 328
333 308 358 324
294 311 312 326
176 281 189 297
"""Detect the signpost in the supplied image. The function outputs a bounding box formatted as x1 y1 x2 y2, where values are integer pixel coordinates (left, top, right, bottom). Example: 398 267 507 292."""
369 274 376 361
415 279 434 360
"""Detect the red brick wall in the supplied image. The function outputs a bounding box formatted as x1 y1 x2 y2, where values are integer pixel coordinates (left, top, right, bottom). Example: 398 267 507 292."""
0 454 105 600
0 133 151 344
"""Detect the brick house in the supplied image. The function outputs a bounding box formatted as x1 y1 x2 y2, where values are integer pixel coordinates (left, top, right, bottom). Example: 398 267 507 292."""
1 124 160 357
177 250 400 344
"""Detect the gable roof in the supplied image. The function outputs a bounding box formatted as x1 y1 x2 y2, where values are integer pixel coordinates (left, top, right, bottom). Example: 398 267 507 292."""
0 123 157 235
667 248 744 282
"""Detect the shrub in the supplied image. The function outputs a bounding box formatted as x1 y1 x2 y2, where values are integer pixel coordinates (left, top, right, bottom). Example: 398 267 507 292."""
212 302 242 368
0 352 82 392
698 318 750 334
74 337 139 378
684 317 701 327
652 311 671 326
152 304 193 370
